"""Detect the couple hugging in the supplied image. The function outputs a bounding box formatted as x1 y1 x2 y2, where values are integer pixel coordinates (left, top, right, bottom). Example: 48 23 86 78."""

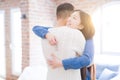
33 2 95 80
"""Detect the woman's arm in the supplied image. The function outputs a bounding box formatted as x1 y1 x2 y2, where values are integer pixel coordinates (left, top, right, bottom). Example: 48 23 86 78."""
32 26 57 45
62 39 94 70
32 26 50 38
47 39 94 70
33 26 94 70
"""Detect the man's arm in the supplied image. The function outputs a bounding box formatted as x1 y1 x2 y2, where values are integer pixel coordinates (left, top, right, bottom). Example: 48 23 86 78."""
32 26 50 38
62 39 94 70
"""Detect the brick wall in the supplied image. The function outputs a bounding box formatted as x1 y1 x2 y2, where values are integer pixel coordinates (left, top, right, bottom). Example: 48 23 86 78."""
29 0 56 66
20 0 29 71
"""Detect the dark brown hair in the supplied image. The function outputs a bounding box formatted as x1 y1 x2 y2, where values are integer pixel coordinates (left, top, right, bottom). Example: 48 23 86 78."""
56 3 74 19
74 10 95 40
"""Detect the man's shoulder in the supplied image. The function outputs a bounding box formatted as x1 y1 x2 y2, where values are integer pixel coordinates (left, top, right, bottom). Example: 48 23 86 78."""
49 26 81 33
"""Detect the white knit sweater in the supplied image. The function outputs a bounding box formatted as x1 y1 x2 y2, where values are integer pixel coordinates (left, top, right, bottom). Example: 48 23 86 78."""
41 26 85 80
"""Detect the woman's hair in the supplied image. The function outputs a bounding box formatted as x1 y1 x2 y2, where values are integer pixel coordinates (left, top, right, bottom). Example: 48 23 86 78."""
74 10 95 40
56 3 74 19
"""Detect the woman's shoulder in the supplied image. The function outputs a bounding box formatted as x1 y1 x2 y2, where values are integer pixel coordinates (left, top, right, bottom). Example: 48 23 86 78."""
86 38 94 46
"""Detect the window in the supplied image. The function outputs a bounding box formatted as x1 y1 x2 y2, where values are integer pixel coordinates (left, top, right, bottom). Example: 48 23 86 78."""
92 1 120 55
10 8 22 75
0 10 6 78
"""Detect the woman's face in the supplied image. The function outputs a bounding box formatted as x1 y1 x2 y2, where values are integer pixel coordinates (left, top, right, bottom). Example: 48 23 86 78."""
66 11 81 29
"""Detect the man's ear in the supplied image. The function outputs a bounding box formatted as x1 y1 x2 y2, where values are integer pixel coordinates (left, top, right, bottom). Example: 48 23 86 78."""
78 24 84 30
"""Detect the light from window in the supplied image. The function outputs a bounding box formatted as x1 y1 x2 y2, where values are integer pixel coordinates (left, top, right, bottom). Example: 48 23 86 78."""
92 2 120 54
102 4 120 53
10 8 22 75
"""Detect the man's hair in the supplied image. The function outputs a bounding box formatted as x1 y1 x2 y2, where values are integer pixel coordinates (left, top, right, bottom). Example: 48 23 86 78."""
56 3 74 19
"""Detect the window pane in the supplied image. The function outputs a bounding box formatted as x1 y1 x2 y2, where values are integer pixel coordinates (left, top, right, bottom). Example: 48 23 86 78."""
92 8 102 54
0 10 6 77
92 2 120 54
10 8 22 75
102 4 120 53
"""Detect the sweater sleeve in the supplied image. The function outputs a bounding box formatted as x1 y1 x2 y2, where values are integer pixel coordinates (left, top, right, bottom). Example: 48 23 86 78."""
62 39 94 70
32 25 50 38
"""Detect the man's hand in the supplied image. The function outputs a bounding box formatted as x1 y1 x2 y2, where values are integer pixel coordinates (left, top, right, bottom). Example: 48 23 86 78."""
45 33 57 45
47 54 63 69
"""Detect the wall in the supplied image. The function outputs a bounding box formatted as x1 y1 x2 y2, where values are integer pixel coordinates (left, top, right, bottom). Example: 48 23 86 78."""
20 0 29 71
29 0 56 66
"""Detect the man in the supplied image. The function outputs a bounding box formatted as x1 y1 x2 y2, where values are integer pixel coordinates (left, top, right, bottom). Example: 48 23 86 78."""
33 3 95 80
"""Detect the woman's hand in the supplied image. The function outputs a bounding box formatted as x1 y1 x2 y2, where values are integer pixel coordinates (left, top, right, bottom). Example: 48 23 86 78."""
47 54 63 69
45 33 57 45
